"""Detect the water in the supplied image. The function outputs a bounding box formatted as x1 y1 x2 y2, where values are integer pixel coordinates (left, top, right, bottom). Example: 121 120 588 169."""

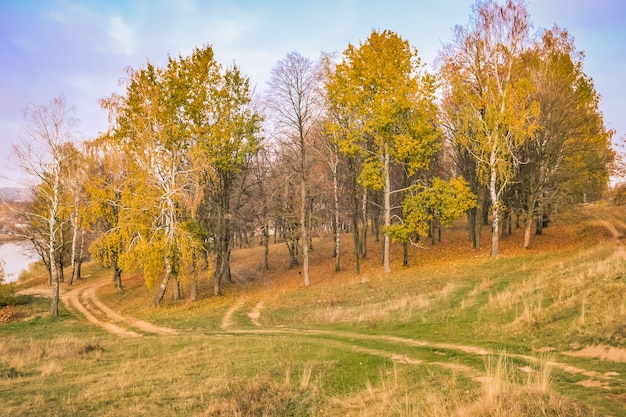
0 241 39 283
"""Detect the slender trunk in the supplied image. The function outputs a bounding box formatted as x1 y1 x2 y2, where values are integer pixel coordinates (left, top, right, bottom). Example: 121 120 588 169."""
301 175 310 286
524 213 533 248
263 222 270 271
58 257 64 283
76 258 83 280
403 241 408 267
49 175 59 316
467 209 476 246
489 151 500 256
213 254 224 296
224 250 232 283
361 189 368 259
430 220 436 246
536 206 545 235
189 280 197 302
523 194 536 249
113 266 123 293
173 279 181 300
383 150 391 273
348 157 361 275
333 167 341 272
471 187 486 250
153 256 172 306
76 229 85 280
68 210 79 286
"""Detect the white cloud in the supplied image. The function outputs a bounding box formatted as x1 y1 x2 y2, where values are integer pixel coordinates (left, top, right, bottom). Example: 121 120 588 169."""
108 15 137 56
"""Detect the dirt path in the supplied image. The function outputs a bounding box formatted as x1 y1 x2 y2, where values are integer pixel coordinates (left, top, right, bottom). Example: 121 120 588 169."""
221 296 247 329
223 327 621 387
19 276 177 337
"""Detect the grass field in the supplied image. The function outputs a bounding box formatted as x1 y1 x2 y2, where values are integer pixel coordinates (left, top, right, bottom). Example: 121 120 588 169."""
1 202 626 416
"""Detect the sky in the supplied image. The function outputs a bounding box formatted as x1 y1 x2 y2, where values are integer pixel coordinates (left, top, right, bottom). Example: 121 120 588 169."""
1 0 625 187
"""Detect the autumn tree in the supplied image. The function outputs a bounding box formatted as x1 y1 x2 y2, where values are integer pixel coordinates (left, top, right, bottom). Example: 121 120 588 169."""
84 139 129 292
516 27 613 247
13 95 77 316
319 53 344 272
102 45 261 301
439 0 538 256
58 141 88 285
187 47 263 296
326 29 441 273
104 60 199 305
265 52 323 285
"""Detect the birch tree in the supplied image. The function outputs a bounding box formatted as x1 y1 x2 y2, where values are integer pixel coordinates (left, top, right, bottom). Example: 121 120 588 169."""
104 60 197 305
84 139 129 292
439 0 538 256
13 95 77 316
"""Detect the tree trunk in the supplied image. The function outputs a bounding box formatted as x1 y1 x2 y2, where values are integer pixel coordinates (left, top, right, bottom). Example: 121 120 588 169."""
523 194 536 249
76 258 83 280
361 189 368 259
68 210 79 286
263 222 270 271
153 256 172 305
286 238 299 268
467 209 476 245
430 219 436 246
347 157 362 275
76 229 85 280
333 171 341 272
383 150 391 273
470 187 486 250
213 254 224 296
352 207 361 275
58 257 65 284
403 241 408 267
113 266 123 293
301 175 310 286
172 279 181 301
489 151 500 257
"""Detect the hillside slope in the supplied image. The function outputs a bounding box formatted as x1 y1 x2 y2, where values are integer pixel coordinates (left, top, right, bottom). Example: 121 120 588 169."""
2 202 626 416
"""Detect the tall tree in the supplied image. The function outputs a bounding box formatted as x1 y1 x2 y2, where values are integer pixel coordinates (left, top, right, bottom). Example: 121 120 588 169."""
104 60 197 305
13 95 77 316
84 139 129 292
102 45 261 301
187 46 262 296
326 29 440 273
60 141 87 285
439 0 538 256
265 52 323 286
517 27 613 247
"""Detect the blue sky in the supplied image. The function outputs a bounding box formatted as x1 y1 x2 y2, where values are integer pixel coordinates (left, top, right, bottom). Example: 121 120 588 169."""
1 0 624 186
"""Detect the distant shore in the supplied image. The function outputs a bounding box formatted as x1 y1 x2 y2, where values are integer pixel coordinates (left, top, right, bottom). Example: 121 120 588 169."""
0 234 25 244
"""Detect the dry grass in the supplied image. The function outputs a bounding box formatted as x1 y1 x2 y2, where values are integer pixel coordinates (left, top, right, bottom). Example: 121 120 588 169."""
311 283 459 324
325 352 586 417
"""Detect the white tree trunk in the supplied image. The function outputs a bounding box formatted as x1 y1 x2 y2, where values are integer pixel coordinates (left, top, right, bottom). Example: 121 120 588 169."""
489 149 499 257
50 168 60 316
